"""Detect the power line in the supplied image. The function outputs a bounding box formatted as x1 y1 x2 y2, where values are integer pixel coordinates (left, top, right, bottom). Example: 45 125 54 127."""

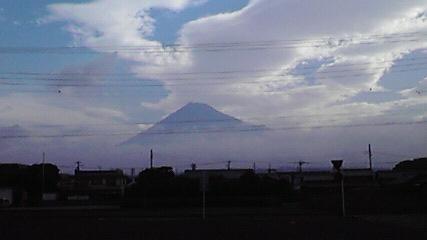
5 109 420 129
3 54 427 79
0 31 426 54
0 119 426 139
2 65 427 89
3 56 427 84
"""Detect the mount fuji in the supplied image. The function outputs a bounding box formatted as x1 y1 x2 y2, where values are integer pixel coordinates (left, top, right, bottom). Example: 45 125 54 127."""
123 102 266 146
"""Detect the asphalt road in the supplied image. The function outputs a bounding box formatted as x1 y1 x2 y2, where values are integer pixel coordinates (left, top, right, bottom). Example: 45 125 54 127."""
0 207 426 240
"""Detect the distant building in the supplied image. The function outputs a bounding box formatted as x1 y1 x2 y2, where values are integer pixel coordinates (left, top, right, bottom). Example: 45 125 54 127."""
376 170 427 186
342 169 375 187
183 169 254 180
0 188 13 207
0 164 29 206
278 168 375 190
61 169 126 201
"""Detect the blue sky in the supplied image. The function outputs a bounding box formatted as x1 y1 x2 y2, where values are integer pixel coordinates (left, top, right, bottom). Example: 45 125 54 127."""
0 0 250 120
0 0 248 70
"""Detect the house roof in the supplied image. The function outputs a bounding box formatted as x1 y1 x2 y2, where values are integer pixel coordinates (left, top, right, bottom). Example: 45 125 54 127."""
75 169 124 177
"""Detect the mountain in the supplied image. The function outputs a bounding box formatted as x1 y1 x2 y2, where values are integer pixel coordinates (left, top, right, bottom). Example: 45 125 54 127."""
0 125 29 139
123 102 266 145
0 125 32 149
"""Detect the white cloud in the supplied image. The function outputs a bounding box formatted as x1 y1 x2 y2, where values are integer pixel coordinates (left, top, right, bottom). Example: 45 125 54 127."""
0 94 130 132
24 0 427 166
117 1 422 129
43 0 427 127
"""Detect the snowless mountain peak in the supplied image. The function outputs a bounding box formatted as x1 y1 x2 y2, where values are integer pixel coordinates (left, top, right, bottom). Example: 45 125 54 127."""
123 102 264 146
159 102 241 124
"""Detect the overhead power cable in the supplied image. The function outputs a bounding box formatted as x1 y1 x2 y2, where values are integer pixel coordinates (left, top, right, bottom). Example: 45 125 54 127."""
3 54 427 78
3 56 427 84
0 31 426 54
2 64 427 88
8 109 421 129
0 119 426 139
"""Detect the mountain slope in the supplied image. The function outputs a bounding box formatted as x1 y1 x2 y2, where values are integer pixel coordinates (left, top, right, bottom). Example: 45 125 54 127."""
123 102 265 145
0 125 32 149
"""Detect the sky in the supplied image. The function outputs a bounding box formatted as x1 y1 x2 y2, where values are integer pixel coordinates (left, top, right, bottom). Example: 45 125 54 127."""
0 0 427 172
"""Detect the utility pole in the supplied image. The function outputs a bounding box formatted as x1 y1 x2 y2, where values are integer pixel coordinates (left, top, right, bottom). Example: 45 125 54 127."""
131 168 135 183
227 161 231 170
297 161 308 184
298 161 308 174
368 144 373 170
150 149 154 169
202 171 207 220
331 160 346 217
42 152 45 196
253 162 256 172
75 161 82 173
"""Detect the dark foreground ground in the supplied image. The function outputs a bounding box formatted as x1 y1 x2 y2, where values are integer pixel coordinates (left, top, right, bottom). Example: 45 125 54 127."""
1 206 426 240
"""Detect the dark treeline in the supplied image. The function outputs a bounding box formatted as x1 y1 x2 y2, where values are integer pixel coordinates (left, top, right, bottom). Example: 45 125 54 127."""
1 158 427 213
0 164 60 203
302 158 427 215
393 157 427 171
125 167 292 208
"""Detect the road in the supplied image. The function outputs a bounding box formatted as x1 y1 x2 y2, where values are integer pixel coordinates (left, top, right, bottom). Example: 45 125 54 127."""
0 207 426 240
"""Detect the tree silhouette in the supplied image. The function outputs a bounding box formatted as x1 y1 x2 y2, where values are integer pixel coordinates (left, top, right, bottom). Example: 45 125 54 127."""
26 164 60 199
394 158 427 171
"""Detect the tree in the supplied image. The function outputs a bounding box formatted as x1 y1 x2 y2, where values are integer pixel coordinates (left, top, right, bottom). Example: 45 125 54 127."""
394 158 427 171
26 163 60 194
133 167 175 197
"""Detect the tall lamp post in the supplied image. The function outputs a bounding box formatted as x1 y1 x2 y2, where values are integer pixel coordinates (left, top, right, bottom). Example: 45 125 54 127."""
331 160 346 217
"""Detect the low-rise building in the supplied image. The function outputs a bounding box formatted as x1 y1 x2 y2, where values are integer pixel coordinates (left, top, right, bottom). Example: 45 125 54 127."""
376 170 427 186
183 169 254 180
0 164 28 206
278 168 375 190
61 169 127 201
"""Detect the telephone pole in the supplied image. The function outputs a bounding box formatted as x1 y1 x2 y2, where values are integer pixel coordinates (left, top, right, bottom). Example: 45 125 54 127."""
75 161 82 173
295 161 308 183
331 160 345 217
42 152 45 196
131 168 135 183
368 144 373 170
202 171 207 220
297 161 308 174
150 149 154 169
